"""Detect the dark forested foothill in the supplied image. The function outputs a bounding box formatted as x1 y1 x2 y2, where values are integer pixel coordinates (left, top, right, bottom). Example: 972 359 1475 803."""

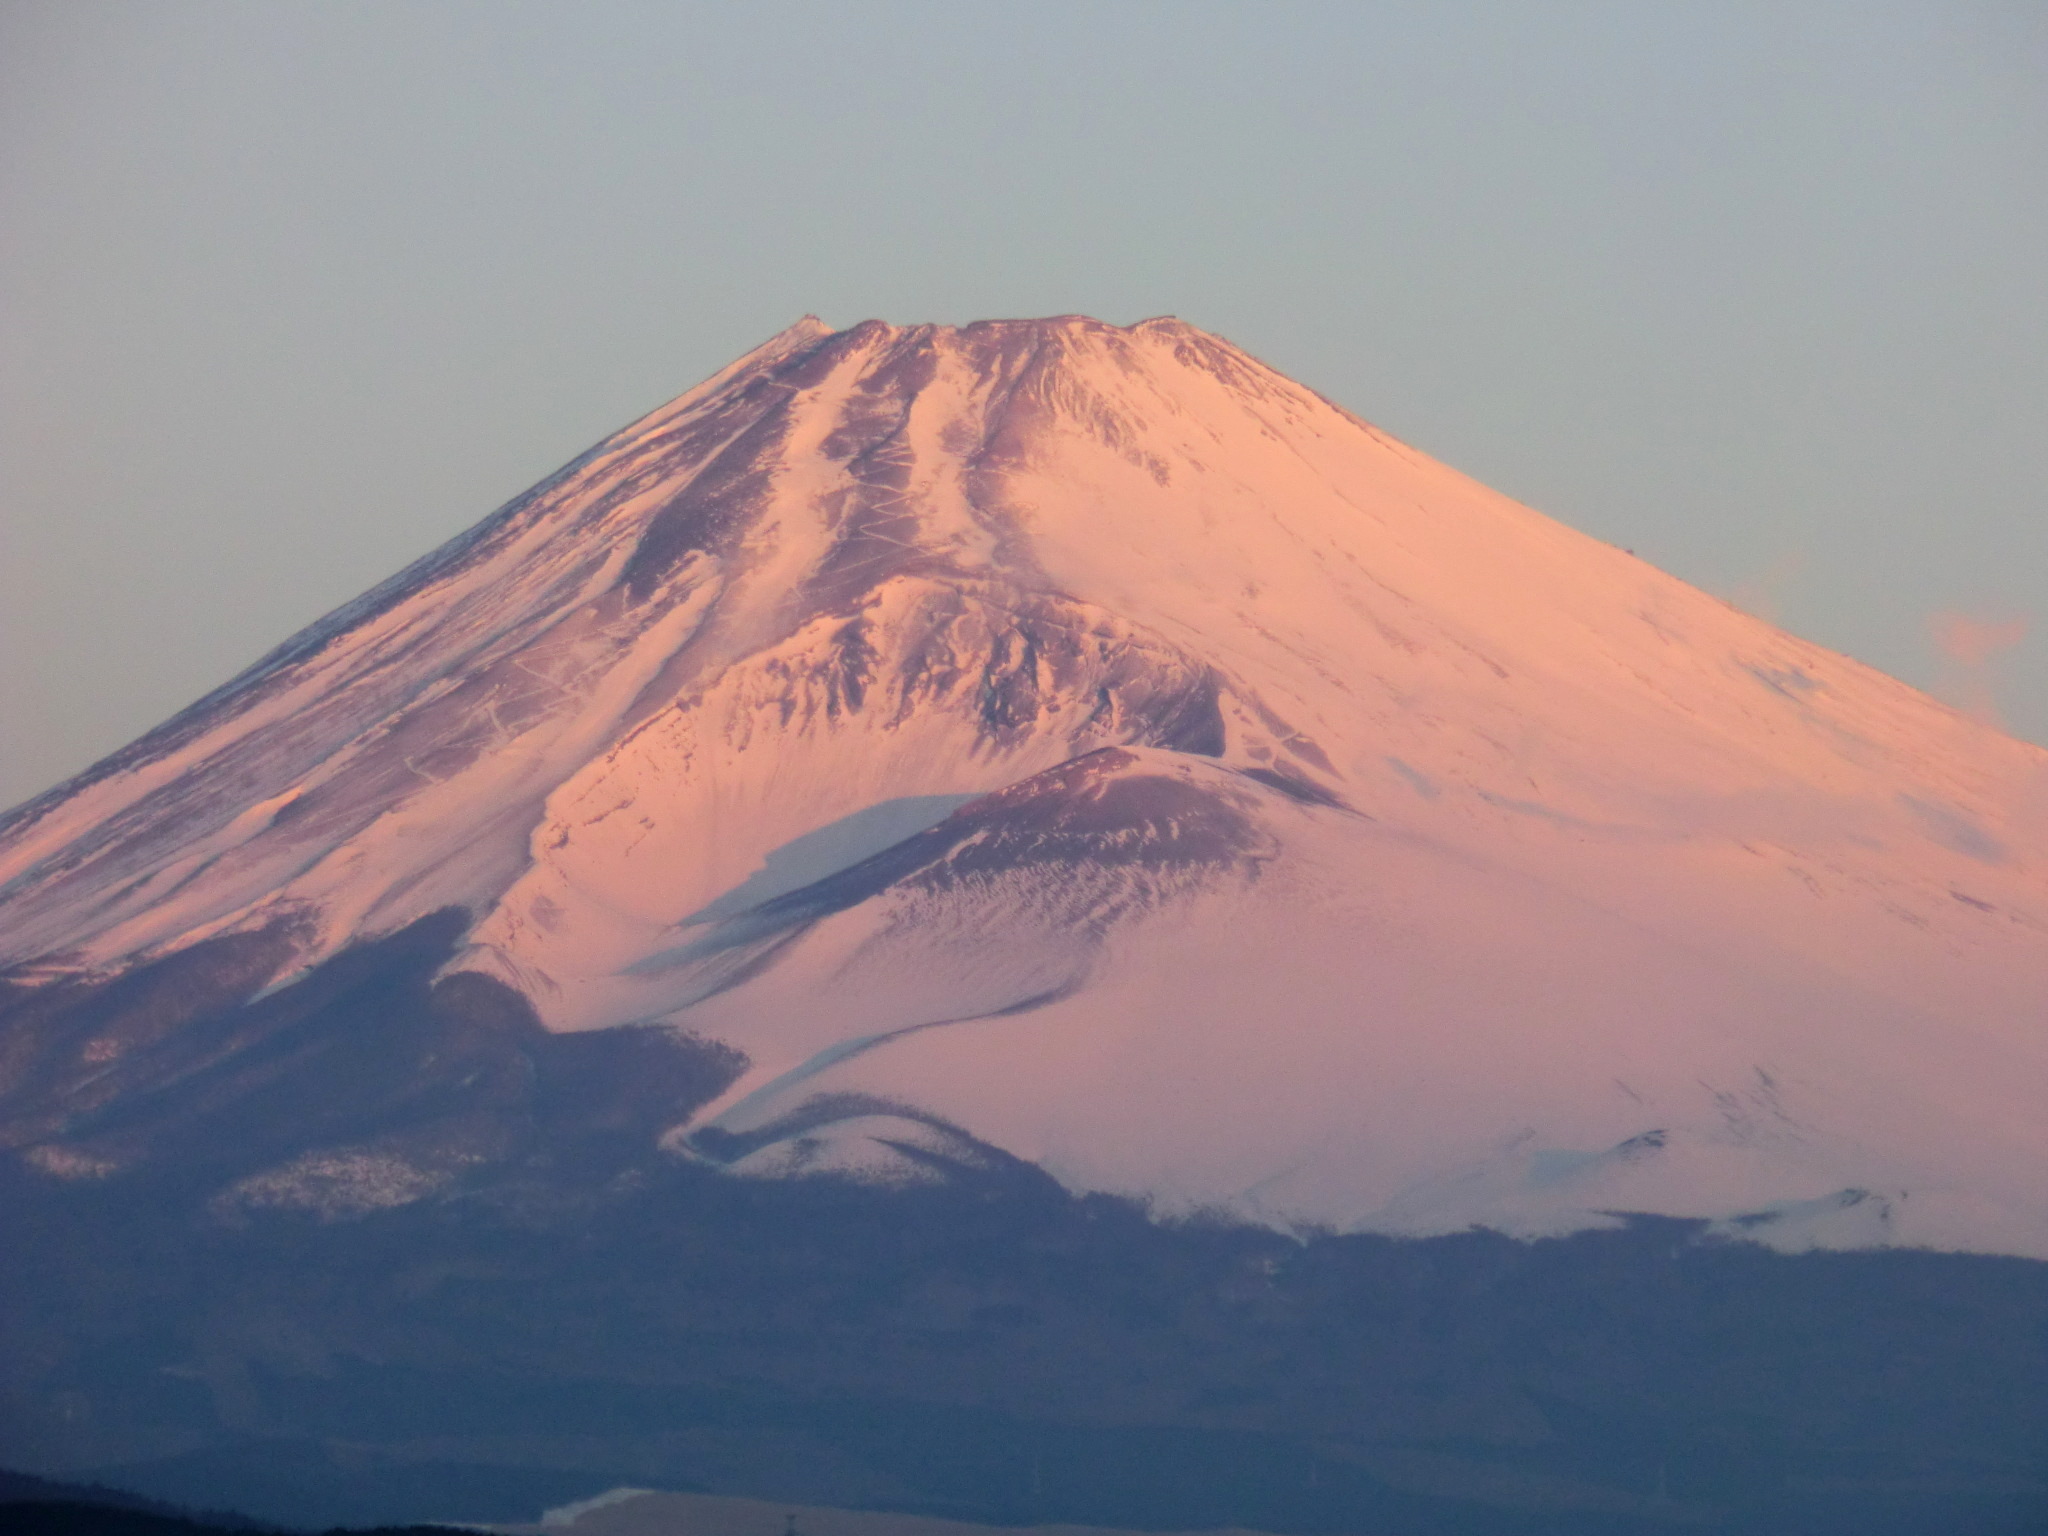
5 1140 2048 1534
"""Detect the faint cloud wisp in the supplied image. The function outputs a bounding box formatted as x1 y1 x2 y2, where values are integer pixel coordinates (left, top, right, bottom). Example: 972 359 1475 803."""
1729 550 1806 625
1928 611 2029 728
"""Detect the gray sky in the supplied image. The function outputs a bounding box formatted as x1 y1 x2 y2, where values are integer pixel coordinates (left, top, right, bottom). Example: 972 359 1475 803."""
3 0 2044 811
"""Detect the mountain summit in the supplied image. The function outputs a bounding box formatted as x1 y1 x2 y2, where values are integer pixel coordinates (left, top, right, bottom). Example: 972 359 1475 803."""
4 315 2045 1255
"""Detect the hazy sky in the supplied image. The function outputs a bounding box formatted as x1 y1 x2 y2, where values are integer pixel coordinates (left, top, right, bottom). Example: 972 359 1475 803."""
3 0 2044 810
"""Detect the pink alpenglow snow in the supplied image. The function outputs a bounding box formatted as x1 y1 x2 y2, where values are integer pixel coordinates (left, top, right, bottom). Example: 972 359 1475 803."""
3 316 2045 1256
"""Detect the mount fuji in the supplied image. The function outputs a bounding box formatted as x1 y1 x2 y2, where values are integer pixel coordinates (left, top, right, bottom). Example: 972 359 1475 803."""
4 313 2046 1264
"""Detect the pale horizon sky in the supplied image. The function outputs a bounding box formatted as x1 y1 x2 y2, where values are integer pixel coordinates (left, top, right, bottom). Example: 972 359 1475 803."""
3 0 2045 811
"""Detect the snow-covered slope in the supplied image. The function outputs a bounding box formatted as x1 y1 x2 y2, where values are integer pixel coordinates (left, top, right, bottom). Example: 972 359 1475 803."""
3 315 2045 1254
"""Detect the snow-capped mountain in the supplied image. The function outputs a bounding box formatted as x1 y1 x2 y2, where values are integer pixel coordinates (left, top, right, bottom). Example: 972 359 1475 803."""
4 315 2045 1255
